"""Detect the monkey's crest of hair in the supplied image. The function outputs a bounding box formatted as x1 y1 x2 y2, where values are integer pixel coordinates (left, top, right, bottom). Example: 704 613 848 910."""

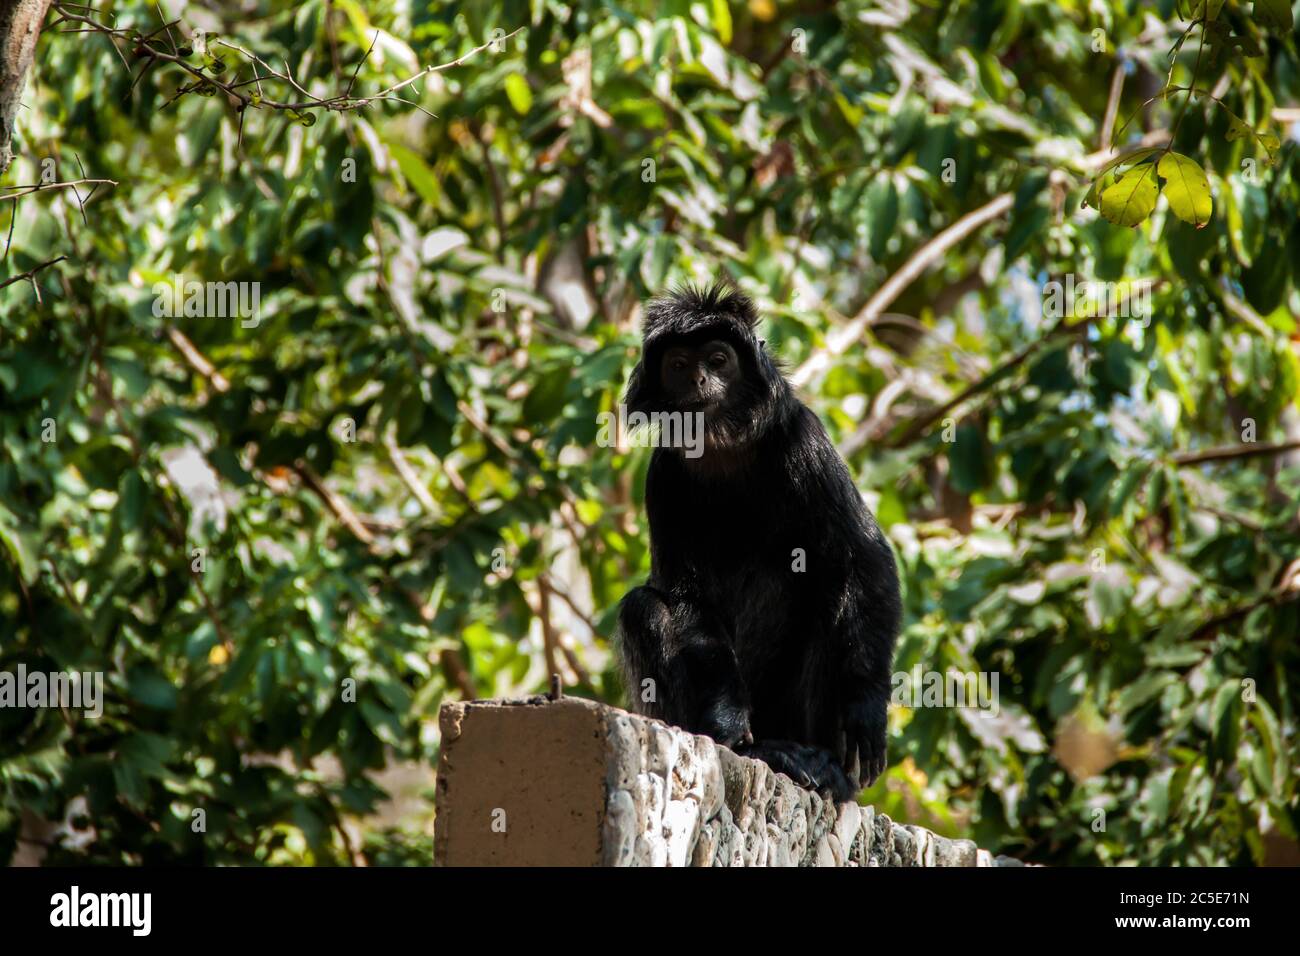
640 282 761 348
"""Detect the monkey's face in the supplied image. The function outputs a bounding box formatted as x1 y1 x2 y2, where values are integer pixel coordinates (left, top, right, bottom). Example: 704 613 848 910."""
658 339 741 413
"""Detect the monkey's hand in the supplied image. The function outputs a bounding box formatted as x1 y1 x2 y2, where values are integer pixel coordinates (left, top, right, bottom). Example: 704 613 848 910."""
698 698 753 750
739 740 857 802
841 693 888 788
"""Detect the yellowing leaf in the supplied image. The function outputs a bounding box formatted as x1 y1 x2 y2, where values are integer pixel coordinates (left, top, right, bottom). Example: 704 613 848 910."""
503 73 533 115
1224 108 1255 142
1158 152 1212 228
1082 145 1162 209
1099 164 1159 227
711 0 733 44
1224 107 1281 160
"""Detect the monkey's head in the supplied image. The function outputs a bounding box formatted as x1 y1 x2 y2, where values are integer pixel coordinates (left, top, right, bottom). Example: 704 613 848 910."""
625 283 789 451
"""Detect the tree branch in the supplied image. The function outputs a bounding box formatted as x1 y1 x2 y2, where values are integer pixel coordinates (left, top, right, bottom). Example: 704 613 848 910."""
1172 440 1300 467
790 192 1015 389
0 252 63 295
0 0 53 175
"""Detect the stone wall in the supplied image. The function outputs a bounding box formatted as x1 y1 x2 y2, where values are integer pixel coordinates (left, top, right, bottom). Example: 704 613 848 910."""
434 695 1026 867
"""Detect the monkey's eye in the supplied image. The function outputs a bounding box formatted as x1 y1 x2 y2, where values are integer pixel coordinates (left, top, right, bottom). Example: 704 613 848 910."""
670 357 688 371
708 352 728 369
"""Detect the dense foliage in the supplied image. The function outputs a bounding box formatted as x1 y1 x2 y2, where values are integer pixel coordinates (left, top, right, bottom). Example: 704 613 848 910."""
2 0 1298 866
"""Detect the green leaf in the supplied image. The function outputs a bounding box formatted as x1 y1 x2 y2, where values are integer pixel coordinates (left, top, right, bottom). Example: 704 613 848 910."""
1157 152 1212 228
522 366 572 423
0 502 37 584
947 423 991 494
1098 164 1159 227
1254 0 1294 31
127 668 179 711
386 142 441 206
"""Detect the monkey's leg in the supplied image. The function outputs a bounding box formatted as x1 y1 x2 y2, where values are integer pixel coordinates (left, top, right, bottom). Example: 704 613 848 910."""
737 740 857 801
617 586 675 721
617 586 751 747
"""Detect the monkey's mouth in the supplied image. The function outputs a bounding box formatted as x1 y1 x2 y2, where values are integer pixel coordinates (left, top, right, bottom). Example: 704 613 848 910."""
678 396 720 412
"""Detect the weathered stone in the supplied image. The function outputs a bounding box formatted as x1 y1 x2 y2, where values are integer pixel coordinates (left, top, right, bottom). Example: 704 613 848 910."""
826 833 845 866
632 770 665 831
814 835 836 867
771 775 802 831
604 788 637 866
646 721 676 777
605 714 645 792
834 802 861 853
935 837 979 867
906 825 935 866
788 802 810 864
848 804 874 865
696 736 725 820
691 820 719 867
434 697 1012 868
868 811 895 866
718 823 744 867
742 821 763 867
718 747 754 821
635 831 667 866
891 822 914 867
662 797 700 867
767 822 792 867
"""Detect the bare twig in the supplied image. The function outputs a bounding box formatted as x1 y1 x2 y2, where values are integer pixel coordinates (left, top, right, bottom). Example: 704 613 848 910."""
1 178 118 201
857 280 1166 452
287 459 475 698
165 326 231 392
0 253 65 294
52 4 519 123
294 461 377 547
383 432 441 518
1099 63 1125 152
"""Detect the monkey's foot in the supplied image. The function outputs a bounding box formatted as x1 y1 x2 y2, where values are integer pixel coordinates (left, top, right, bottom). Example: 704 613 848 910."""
736 739 857 802
699 699 754 750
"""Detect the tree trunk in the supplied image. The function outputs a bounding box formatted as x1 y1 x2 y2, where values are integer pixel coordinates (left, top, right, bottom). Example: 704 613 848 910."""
0 0 53 176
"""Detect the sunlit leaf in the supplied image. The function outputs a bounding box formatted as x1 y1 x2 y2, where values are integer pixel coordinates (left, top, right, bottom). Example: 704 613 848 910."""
1158 151 1212 228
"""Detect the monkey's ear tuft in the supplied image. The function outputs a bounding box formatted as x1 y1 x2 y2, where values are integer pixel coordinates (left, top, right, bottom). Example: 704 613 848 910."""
623 361 650 411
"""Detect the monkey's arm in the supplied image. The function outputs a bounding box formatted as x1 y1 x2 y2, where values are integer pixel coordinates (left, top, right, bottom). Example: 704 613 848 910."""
618 455 752 747
798 420 902 789
829 530 901 788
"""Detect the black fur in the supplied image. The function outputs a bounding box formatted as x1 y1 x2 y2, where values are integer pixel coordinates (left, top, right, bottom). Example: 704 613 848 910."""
618 282 902 801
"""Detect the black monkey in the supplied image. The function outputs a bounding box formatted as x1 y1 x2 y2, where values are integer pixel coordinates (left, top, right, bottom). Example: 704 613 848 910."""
618 283 901 801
